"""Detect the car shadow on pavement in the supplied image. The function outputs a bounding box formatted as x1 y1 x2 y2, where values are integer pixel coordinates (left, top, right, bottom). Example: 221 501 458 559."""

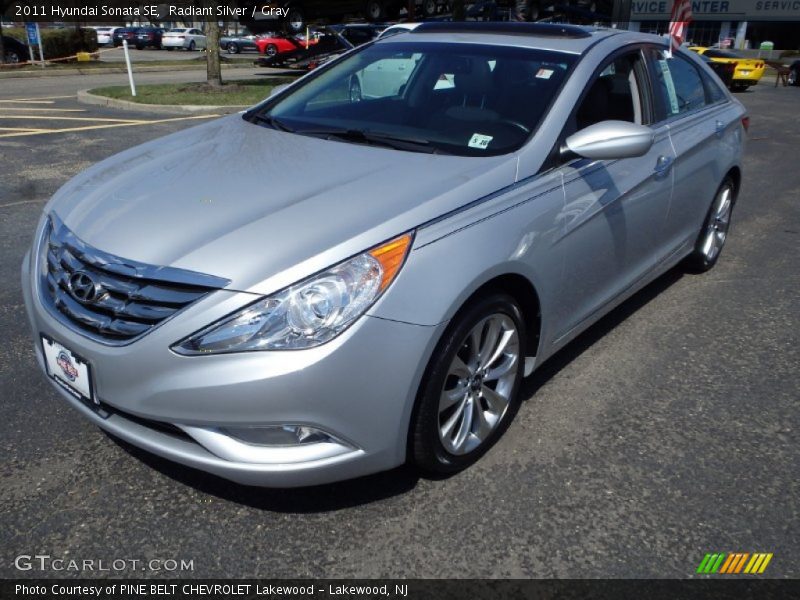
107 433 421 512
108 265 686 512
519 265 685 401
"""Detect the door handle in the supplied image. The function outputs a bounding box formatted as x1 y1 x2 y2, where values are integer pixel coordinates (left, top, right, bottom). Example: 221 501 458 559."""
715 120 726 138
654 155 673 179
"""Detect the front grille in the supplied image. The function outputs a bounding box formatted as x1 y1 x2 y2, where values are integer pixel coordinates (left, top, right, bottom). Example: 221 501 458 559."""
39 214 229 345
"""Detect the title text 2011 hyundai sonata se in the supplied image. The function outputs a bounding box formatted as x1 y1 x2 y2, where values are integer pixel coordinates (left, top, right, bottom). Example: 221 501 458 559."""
22 23 746 487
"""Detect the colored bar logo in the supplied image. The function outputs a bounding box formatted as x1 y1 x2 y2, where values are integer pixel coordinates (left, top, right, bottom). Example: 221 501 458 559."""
696 552 773 574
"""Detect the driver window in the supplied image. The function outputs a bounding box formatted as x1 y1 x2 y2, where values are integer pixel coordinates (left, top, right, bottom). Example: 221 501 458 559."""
574 52 646 132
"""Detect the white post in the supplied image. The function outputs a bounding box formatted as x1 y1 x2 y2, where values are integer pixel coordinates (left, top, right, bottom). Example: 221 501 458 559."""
35 23 44 68
734 21 748 50
122 39 136 96
26 36 34 67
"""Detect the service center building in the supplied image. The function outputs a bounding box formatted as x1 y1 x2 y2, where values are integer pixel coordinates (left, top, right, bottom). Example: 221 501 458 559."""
628 0 800 49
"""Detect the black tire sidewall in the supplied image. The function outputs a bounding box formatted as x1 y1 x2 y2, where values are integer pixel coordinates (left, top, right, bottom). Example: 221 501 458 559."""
411 293 526 474
685 177 736 273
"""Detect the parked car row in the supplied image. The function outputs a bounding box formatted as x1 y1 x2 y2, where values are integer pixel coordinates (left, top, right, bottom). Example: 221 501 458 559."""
110 26 207 50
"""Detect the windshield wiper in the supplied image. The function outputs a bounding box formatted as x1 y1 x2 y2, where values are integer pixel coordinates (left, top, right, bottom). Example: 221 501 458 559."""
247 113 295 133
297 128 445 154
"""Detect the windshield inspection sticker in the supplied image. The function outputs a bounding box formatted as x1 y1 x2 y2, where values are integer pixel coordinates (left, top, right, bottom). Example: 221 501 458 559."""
468 133 493 150
536 68 554 79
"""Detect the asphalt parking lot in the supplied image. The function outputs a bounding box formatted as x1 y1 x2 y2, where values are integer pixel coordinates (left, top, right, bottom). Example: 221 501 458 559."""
1 75 797 579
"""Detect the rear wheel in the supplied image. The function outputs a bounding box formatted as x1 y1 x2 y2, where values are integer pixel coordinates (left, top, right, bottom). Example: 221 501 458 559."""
788 68 798 86
188 40 196 51
421 0 437 17
410 293 525 474
4 50 21 63
684 177 736 273
286 8 305 34
365 1 385 21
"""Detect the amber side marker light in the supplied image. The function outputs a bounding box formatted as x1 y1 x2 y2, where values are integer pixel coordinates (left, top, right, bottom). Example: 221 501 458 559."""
369 233 413 292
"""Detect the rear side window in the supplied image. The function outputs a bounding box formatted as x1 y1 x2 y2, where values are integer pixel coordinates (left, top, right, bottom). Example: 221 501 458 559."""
649 52 706 119
701 68 727 103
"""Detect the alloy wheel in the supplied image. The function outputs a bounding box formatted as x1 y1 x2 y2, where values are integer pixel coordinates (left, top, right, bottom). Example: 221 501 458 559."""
700 183 733 263
437 314 520 455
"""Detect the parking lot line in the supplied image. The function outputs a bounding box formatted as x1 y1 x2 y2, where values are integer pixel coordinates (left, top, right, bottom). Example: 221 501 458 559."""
0 115 146 123
0 95 75 102
0 127 52 132
0 114 218 138
0 108 86 112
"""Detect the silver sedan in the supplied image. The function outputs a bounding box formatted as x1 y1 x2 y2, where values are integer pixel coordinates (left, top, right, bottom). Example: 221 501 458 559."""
22 22 746 487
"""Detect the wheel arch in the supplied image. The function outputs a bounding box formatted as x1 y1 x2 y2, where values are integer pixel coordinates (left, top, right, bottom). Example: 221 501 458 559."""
725 165 741 198
455 273 542 361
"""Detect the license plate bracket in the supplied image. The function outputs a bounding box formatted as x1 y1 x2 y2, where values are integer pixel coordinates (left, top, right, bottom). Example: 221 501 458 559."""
41 334 97 406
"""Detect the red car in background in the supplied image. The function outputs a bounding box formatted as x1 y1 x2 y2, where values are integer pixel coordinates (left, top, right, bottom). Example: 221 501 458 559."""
254 34 317 57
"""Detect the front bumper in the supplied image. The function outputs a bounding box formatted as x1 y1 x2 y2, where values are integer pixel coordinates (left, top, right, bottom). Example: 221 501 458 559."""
22 250 443 487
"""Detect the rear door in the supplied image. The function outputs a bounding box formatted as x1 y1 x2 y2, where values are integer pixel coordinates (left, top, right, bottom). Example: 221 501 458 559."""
646 48 743 253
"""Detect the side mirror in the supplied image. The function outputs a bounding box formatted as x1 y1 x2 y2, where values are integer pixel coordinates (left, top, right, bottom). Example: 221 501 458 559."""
269 83 290 97
563 120 654 160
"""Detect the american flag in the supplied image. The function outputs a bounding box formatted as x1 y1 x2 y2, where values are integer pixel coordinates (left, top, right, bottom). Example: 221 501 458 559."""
668 0 693 55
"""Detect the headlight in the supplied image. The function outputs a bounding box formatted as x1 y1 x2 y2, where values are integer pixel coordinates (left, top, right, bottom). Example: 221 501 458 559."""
173 233 412 354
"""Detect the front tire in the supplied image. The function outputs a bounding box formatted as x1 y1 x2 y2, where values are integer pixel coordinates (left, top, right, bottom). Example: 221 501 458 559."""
265 44 278 57
227 42 239 54
788 68 798 86
410 293 526 475
684 177 736 273
188 40 196 51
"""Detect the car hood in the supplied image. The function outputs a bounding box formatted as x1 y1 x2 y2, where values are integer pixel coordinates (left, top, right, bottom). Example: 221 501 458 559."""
47 114 517 295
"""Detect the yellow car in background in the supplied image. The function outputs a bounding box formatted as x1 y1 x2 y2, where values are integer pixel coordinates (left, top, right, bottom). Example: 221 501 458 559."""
689 47 766 91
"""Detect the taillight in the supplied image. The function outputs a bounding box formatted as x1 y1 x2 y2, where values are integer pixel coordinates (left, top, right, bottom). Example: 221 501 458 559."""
742 116 750 132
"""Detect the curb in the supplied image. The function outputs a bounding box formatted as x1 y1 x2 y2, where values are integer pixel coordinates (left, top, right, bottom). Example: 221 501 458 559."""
77 89 248 115
0 62 255 80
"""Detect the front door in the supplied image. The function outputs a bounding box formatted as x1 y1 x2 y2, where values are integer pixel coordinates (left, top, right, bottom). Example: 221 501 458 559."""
553 49 675 342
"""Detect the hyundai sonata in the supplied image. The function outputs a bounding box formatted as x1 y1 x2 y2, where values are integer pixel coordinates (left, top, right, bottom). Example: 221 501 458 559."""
22 23 746 487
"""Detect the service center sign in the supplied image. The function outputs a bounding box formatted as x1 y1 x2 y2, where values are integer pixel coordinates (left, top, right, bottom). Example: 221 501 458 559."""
631 0 800 20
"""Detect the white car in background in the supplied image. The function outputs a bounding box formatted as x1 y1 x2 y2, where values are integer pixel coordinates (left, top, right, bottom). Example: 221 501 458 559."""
378 23 421 38
93 26 119 46
162 28 207 51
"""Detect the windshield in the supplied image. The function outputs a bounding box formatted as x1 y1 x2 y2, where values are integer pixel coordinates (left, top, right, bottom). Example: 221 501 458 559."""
247 41 575 156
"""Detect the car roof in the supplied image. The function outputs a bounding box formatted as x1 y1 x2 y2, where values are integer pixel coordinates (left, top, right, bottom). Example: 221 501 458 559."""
377 22 663 56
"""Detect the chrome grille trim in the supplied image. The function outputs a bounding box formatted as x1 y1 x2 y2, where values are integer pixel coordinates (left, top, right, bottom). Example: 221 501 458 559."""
38 214 230 345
